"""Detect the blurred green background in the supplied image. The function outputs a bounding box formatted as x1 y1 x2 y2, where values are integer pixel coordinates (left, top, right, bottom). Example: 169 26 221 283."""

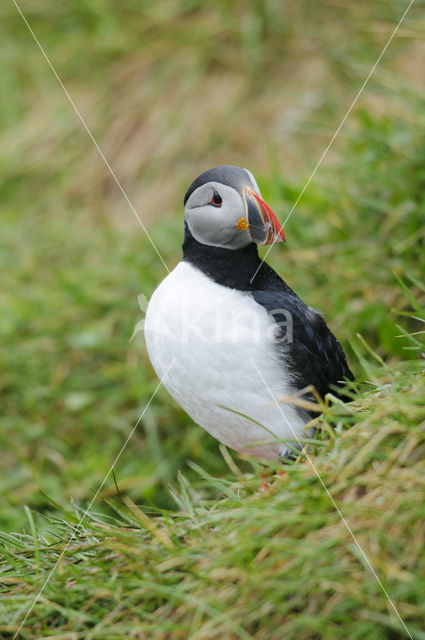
1 0 425 533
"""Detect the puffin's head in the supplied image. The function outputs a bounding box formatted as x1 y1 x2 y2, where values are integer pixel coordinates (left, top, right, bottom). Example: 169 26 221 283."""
184 165 286 250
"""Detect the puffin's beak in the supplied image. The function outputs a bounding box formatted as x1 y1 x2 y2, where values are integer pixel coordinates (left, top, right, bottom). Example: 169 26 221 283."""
244 188 286 245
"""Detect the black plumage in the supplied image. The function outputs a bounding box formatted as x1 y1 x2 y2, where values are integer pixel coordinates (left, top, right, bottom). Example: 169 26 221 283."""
183 226 353 415
184 165 250 206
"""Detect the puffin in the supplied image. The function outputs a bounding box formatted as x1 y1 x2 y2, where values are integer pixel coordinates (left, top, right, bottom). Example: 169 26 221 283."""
144 165 353 459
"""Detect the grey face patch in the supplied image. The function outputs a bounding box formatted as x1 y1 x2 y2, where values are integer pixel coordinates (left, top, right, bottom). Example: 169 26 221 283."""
184 181 252 250
186 185 214 209
183 165 265 250
184 165 253 205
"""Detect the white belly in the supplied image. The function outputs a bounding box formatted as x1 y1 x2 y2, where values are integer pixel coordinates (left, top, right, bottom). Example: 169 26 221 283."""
144 261 308 459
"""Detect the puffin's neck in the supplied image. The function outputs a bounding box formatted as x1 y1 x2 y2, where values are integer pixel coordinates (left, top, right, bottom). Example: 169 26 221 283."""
182 223 280 291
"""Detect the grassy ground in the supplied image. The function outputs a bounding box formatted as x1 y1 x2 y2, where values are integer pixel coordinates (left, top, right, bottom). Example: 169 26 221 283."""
1 0 425 638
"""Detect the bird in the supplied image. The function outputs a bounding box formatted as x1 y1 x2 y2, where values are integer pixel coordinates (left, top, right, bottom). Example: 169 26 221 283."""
144 165 353 459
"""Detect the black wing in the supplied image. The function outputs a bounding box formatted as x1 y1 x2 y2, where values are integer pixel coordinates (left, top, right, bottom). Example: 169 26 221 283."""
252 288 354 404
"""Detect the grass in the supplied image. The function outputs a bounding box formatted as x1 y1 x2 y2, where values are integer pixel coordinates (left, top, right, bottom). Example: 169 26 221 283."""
1 0 425 638
2 360 425 639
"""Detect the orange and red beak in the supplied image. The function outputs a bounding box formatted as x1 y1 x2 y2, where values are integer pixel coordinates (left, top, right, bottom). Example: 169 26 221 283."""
244 188 286 245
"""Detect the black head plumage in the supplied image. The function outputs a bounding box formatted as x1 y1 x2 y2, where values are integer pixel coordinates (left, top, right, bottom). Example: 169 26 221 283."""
184 165 251 205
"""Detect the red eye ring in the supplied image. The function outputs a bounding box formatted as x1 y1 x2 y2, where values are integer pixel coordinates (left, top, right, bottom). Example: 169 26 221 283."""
209 191 222 207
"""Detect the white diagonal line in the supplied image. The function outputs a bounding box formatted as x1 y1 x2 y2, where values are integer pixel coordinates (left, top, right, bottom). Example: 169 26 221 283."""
12 0 170 275
12 359 174 640
250 0 415 284
250 357 413 640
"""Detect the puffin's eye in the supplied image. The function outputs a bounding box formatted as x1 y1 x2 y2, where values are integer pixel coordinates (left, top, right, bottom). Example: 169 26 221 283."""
209 190 222 207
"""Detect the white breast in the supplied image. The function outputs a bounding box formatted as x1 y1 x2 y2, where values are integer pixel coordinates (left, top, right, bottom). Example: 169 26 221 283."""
144 261 309 459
